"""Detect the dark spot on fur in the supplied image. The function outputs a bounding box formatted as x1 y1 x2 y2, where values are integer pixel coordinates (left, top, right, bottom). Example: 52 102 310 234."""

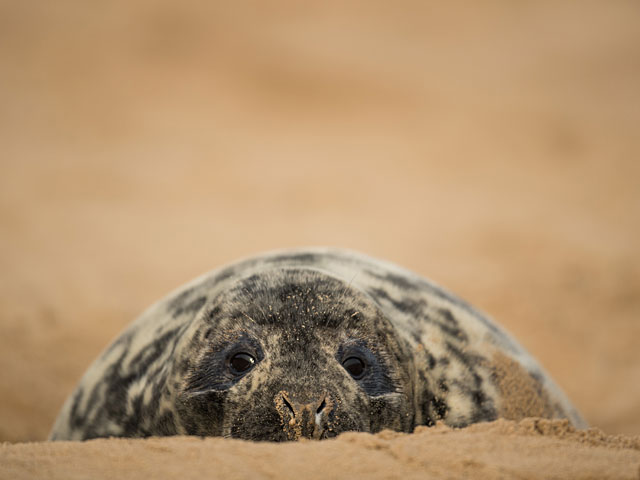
129 327 182 371
438 378 448 392
211 267 235 284
426 352 437 369
368 271 421 291
265 253 320 265
202 327 215 341
367 288 427 317
68 386 85 431
438 356 450 367
445 342 481 373
205 305 222 323
167 287 196 314
420 388 447 426
432 397 448 420
172 296 207 318
102 330 135 358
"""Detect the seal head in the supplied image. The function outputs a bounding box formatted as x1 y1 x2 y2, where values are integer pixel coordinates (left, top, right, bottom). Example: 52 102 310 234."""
175 267 414 441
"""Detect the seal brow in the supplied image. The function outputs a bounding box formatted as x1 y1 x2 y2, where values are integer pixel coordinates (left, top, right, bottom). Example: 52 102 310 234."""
243 287 269 323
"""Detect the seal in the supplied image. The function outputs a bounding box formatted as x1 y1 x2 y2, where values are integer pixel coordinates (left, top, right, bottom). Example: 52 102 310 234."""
49 248 586 441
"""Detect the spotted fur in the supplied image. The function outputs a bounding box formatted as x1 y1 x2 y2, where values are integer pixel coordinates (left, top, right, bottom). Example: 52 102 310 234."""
50 248 586 441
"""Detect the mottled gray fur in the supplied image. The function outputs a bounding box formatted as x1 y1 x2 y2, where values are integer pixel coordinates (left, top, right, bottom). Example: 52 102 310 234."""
50 248 586 441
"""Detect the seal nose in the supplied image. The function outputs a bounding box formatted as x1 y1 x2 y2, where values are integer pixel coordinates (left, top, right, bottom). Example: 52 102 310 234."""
275 391 332 440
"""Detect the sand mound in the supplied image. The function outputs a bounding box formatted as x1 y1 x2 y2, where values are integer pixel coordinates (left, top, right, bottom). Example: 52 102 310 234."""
2 420 639 480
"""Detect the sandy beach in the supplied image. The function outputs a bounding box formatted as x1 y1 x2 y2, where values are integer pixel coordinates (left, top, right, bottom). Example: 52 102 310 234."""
1 1 639 477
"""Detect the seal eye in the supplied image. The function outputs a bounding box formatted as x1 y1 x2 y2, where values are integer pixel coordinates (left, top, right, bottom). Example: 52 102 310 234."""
229 352 256 375
342 356 366 379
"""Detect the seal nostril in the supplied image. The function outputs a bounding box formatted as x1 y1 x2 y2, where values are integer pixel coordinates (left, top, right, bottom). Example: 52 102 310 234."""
316 398 327 415
314 396 330 432
282 394 295 418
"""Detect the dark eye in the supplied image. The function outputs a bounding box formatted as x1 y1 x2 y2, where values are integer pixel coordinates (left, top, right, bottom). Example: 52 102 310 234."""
342 356 366 379
229 352 256 375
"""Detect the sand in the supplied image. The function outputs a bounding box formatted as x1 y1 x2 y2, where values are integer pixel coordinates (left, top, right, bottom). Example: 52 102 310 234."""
1 0 639 478
2 420 640 480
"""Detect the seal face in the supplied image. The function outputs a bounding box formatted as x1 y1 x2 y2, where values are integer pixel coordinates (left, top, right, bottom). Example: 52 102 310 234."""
49 248 586 441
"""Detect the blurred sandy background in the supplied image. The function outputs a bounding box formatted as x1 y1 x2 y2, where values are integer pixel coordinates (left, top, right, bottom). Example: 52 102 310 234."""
1 0 639 450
